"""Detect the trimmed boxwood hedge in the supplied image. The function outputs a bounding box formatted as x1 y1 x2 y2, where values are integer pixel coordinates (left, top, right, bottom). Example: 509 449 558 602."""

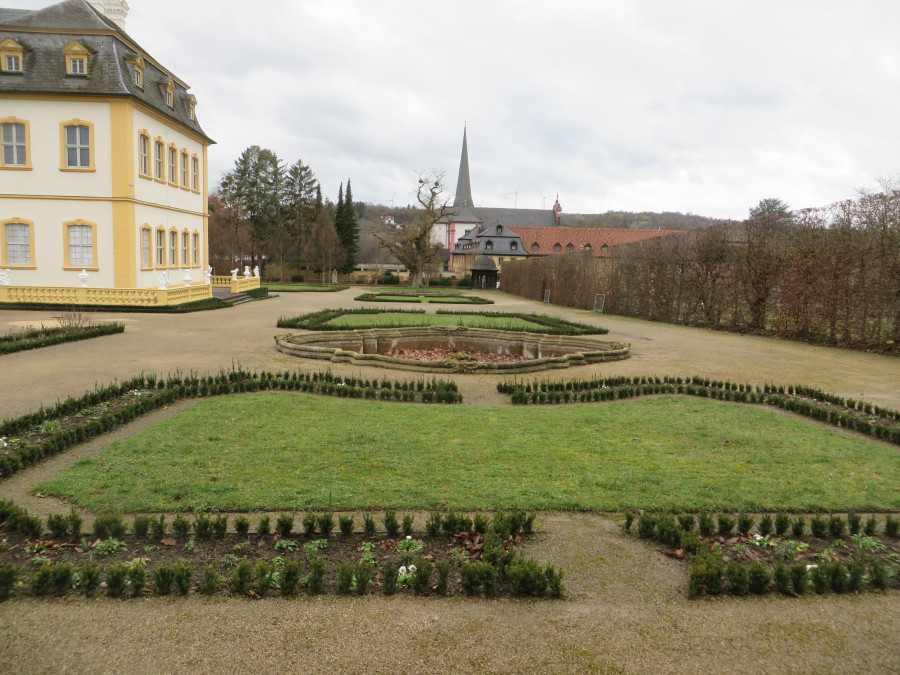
0 322 124 356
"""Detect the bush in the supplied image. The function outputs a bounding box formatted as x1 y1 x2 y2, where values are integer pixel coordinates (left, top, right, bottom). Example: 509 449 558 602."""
0 564 19 601
411 558 433 594
78 562 102 596
355 562 374 595
508 557 548 597
810 515 827 538
748 562 771 594
66 509 83 539
336 562 354 595
212 515 228 539
637 513 656 539
383 511 401 538
847 511 862 535
716 514 735 537
318 513 335 537
546 564 565 598
774 563 792 595
257 515 271 536
281 560 303 596
129 561 146 597
231 560 253 595
810 565 829 594
435 560 452 596
200 565 219 595
828 515 846 539
291 274 304 282
885 515 899 538
870 561 888 590
847 559 865 593
47 513 69 539
339 515 354 536
254 560 275 596
623 512 635 532
106 563 129 597
757 514 774 538
864 515 878 537
382 564 399 595
94 513 127 538
173 560 192 595
774 513 790 537
363 513 377 537
132 515 151 539
828 562 847 593
193 514 212 539
234 516 250 537
402 514 414 537
172 514 191 539
726 561 749 595
737 513 754 535
459 562 497 597
677 514 695 532
472 513 490 535
153 563 175 595
697 512 714 537
307 558 325 594
425 512 442 537
790 564 808 595
656 515 682 549
275 513 294 538
688 547 725 598
150 515 167 539
791 516 806 538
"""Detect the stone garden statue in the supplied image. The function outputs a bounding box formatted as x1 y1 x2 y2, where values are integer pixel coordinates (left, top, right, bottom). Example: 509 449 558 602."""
0 269 9 286
231 268 239 280
182 269 192 286
79 269 89 287
158 270 169 289
204 265 212 285
254 265 260 278
243 265 252 278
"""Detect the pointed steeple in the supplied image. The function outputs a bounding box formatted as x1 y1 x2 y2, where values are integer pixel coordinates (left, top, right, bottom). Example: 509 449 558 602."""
453 125 474 208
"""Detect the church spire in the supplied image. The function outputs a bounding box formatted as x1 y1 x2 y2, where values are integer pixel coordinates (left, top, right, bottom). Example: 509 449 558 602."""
453 125 474 208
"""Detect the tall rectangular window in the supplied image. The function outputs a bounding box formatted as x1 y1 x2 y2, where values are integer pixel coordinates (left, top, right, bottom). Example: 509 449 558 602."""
192 232 199 265
139 134 149 175
4 223 31 265
68 224 93 267
180 151 188 187
154 140 164 180
181 231 189 266
2 122 26 166
169 230 177 266
156 229 165 267
65 125 90 168
168 147 176 183
70 57 85 75
141 228 150 268
191 157 199 191
5 55 20 72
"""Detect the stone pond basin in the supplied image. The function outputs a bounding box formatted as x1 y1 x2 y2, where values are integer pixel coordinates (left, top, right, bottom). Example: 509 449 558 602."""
274 325 631 374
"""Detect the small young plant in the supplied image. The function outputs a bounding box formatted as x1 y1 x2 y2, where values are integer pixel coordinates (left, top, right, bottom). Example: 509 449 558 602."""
411 558 433 594
150 515 167 539
677 514 695 532
810 565 828 594
774 513 790 537
717 514 736 537
281 560 303 596
354 562 374 595
132 515 151 539
809 515 827 538
200 565 219 595
757 514 774 538
863 515 878 537
173 560 192 595
726 561 749 596
773 563 792 595
231 560 253 595
105 563 129 598
869 561 888 590
885 515 899 538
257 515 271 536
383 511 401 538
623 511 635 532
66 509 83 539
94 513 127 539
363 513 377 537
234 516 250 537
737 513 754 535
128 560 146 597
382 564 399 595
473 513 490 535
153 563 175 595
183 537 197 553
789 564 808 595
212 515 228 539
828 515 846 539
425 512 442 537
172 515 191 539
636 513 656 539
435 560 452 596
697 512 714 537
828 562 847 593
47 514 69 539
791 516 806 538
254 560 276 596
318 513 335 537
275 513 295 538
747 562 771 594
336 562 354 595
401 514 415 537
307 558 325 594
302 512 317 537
96 537 127 556
847 511 862 535
546 564 565 599
338 515 354 536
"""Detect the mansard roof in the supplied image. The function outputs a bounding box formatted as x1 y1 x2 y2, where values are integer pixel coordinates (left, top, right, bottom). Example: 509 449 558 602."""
0 0 212 143
443 205 559 228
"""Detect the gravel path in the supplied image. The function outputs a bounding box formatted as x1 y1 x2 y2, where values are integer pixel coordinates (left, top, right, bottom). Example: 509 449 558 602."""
1 290 899 674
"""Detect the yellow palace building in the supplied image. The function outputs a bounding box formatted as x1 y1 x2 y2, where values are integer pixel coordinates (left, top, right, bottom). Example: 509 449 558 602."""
0 0 247 306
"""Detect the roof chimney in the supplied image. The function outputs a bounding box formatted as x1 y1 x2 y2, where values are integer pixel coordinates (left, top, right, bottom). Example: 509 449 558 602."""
87 0 130 30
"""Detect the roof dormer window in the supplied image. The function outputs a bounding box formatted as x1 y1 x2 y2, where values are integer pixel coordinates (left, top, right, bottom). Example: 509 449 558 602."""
62 40 91 77
531 242 539 252
496 224 503 233
0 38 25 73
510 241 517 251
159 77 175 108
554 243 561 252
566 243 574 252
485 240 493 250
125 53 145 89
183 94 197 121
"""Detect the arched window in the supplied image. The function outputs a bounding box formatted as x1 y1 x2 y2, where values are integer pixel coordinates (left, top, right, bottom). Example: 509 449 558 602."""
601 244 608 254
584 243 592 252
531 242 539 252
485 240 493 250
566 243 574 252
510 241 517 251
554 243 561 252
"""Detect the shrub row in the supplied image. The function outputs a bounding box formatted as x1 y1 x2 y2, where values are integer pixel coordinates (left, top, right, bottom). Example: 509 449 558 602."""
499 375 900 445
0 368 461 479
0 322 125 356
0 298 225 313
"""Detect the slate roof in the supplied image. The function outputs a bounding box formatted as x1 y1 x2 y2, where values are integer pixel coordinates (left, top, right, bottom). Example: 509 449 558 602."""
443 205 559 228
454 222 527 257
0 0 212 143
509 226 679 256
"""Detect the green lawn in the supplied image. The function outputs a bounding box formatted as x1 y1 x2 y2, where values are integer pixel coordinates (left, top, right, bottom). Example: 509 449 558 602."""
327 312 542 330
265 284 346 292
37 393 900 513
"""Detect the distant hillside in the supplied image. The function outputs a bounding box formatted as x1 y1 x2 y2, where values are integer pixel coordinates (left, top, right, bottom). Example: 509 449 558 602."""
561 211 727 231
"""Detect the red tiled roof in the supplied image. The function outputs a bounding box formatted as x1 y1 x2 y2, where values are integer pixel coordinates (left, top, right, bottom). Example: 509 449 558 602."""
509 226 679 256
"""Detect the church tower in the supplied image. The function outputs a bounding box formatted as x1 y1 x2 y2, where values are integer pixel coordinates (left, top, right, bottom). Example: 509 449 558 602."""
453 126 474 208
87 0 129 29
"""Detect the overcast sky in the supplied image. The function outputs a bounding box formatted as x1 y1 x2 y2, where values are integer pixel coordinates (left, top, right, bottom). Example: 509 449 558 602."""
8 0 900 218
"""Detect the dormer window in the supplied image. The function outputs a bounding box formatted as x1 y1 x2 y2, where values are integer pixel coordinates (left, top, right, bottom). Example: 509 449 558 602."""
62 41 92 77
584 243 592 252
510 241 517 251
183 94 197 121
0 38 25 73
485 240 493 251
601 245 608 254
496 225 503 233
531 242 539 252
566 243 574 252
554 243 561 252
125 54 145 89
159 77 175 108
